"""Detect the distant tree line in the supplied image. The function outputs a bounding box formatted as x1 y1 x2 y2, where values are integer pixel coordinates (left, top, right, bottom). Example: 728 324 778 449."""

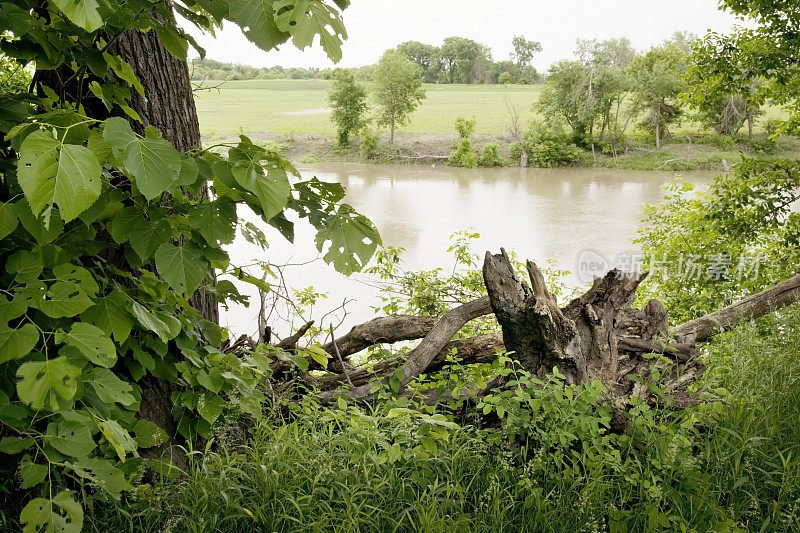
189 34 542 85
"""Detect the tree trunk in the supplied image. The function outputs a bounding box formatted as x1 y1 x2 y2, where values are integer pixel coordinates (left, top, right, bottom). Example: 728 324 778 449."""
747 108 754 140
654 107 661 149
34 2 216 467
390 117 395 144
482 249 703 406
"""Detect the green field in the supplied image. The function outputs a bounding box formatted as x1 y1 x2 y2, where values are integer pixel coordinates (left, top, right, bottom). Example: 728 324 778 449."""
195 78 788 142
194 79 543 137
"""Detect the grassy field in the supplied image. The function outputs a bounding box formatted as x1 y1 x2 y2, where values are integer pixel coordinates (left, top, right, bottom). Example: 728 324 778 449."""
194 78 788 140
194 79 543 137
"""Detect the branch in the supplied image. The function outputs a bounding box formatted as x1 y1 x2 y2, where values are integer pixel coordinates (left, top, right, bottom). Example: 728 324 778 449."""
672 273 800 343
319 296 492 402
320 315 438 358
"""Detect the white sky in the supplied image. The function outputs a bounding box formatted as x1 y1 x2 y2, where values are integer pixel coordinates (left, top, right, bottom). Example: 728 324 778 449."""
183 0 742 70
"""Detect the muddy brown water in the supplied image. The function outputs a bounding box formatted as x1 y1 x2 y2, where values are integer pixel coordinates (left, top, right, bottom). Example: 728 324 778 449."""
222 162 715 338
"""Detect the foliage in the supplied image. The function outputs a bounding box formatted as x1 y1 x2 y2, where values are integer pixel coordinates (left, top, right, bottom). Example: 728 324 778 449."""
684 29 765 137
628 42 688 148
357 126 378 160
74 304 800 532
439 36 491 84
0 52 30 94
327 69 367 147
372 49 426 143
636 158 800 322
478 140 504 167
0 0 384 528
189 58 327 81
447 116 477 168
396 40 440 83
524 122 589 168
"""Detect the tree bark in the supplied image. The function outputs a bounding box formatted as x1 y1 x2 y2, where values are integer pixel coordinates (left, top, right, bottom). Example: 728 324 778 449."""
35 2 215 467
672 273 800 343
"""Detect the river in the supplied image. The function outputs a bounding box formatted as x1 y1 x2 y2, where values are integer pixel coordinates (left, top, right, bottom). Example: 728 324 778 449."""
222 163 715 338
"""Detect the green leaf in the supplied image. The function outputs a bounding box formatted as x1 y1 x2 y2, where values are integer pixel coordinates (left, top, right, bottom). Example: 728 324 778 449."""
52 0 103 32
17 132 102 223
129 302 180 342
128 217 172 260
0 294 28 322
14 199 64 245
232 163 291 221
20 490 83 533
133 419 168 448
103 118 181 200
17 356 82 410
37 281 93 318
58 322 116 367
196 392 224 424
19 455 48 489
81 292 134 344
108 206 139 244
5 249 43 283
420 436 438 454
85 367 135 406
154 243 209 296
314 204 381 274
228 0 288 52
0 201 19 240
46 420 96 458
98 419 137 461
0 323 39 364
53 263 99 295
306 346 329 369
275 0 347 62
188 198 237 245
154 23 189 61
0 436 34 454
67 457 129 495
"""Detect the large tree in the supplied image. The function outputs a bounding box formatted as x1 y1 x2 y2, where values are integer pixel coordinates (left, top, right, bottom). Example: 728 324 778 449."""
373 49 426 143
439 36 491 84
627 43 688 148
0 0 382 527
396 40 440 83
328 69 368 146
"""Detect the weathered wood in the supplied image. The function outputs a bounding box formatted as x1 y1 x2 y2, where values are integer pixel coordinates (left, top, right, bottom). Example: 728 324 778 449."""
672 273 800 343
319 296 491 402
483 249 704 403
320 315 439 359
316 332 503 391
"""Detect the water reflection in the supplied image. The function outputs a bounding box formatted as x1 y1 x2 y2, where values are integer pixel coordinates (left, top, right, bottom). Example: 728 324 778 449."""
222 163 715 338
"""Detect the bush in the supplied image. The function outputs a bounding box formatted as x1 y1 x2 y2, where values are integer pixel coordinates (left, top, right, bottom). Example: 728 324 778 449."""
636 158 800 322
508 141 524 164
447 117 478 168
358 126 379 160
524 122 589 167
478 141 504 167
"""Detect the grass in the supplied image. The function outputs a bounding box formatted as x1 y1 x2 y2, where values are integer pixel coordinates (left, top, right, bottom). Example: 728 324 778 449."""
194 79 543 137
82 305 800 532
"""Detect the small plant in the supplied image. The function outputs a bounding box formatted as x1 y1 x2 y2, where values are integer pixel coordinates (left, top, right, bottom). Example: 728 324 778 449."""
448 117 478 168
478 141 504 167
359 126 379 160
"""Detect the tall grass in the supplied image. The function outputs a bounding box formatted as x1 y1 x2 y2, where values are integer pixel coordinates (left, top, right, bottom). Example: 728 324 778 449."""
84 306 800 532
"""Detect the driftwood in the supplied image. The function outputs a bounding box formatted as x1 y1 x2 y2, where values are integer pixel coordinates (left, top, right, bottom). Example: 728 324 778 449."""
253 249 800 409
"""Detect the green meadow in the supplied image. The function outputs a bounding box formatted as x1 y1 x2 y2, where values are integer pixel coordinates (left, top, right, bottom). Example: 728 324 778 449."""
194 78 787 140
194 79 544 137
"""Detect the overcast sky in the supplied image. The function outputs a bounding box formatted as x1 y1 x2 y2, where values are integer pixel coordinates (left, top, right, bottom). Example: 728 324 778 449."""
183 0 743 70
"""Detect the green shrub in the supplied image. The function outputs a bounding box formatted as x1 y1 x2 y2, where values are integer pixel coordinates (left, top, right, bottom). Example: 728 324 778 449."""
358 126 379 160
447 117 478 168
509 141 524 164
478 140 504 167
525 122 589 167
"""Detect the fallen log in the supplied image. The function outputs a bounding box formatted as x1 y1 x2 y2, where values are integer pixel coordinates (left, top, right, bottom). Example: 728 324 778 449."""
319 296 491 402
672 273 800 343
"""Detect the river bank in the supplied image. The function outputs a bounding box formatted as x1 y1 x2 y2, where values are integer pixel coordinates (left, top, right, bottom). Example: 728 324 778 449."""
203 131 800 172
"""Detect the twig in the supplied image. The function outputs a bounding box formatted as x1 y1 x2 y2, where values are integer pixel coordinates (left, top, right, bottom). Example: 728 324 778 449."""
330 325 354 388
